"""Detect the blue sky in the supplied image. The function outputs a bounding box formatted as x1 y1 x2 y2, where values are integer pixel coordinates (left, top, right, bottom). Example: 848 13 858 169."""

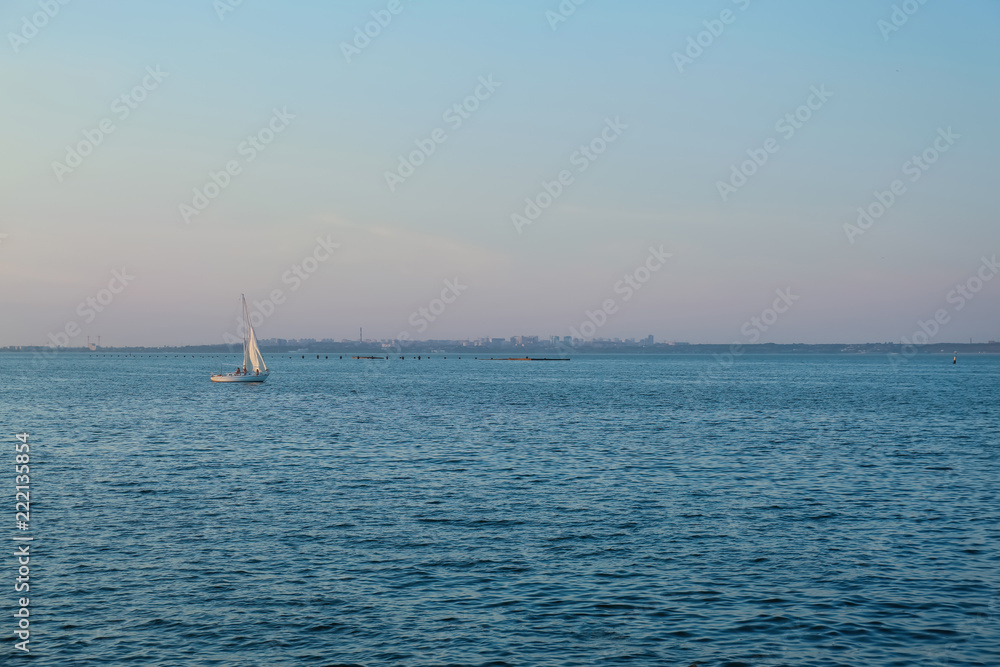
2 0 998 345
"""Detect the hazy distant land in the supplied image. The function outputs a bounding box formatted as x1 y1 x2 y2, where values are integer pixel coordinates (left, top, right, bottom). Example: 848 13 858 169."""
6 341 999 355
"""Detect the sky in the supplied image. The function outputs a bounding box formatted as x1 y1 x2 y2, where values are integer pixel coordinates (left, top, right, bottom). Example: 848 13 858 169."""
1 0 998 346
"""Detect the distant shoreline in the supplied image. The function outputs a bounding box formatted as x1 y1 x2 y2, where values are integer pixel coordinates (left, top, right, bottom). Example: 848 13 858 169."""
4 342 999 355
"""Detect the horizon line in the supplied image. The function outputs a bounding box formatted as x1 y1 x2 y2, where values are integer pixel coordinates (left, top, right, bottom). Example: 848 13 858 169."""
5 341 997 351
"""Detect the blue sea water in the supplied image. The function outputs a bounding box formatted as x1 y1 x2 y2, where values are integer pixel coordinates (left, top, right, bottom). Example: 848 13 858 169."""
1 352 998 666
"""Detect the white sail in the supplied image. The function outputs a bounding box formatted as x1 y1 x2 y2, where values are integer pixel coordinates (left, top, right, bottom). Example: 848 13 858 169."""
242 326 252 372
242 294 267 373
247 322 267 372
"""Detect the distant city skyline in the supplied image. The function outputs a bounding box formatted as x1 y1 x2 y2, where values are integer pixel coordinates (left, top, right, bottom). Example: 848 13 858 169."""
12 333 1000 353
2 1 998 346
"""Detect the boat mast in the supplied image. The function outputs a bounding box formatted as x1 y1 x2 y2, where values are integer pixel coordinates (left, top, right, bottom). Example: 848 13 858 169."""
242 294 249 372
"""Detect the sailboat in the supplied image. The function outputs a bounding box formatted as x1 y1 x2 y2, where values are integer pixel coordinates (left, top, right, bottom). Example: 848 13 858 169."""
210 294 269 383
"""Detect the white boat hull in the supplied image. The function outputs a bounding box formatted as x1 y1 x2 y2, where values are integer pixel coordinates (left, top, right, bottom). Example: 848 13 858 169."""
211 372 269 383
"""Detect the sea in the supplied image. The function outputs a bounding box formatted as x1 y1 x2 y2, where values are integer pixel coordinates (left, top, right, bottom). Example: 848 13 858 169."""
1 352 997 666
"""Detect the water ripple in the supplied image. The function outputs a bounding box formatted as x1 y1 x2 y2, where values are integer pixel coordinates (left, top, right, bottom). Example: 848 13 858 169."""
1 353 997 665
